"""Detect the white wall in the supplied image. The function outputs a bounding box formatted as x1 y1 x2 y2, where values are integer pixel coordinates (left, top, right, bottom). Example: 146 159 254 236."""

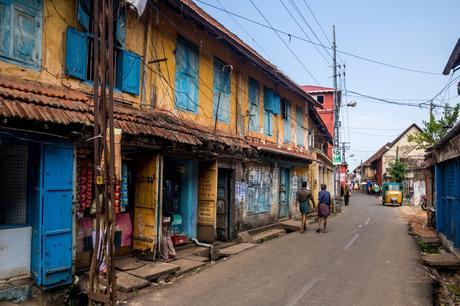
0 227 31 279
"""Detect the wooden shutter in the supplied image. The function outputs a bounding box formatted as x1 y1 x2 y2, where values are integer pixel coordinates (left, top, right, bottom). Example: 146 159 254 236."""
0 0 11 57
116 50 141 95
65 28 88 80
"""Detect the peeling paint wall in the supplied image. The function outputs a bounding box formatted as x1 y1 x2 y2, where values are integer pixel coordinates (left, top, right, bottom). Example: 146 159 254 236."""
240 162 279 229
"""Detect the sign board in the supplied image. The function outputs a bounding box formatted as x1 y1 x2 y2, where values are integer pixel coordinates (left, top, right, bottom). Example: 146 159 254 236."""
333 148 342 165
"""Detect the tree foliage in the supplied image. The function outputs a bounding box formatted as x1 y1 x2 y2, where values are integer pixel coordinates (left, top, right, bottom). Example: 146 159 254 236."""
388 155 406 182
408 103 460 148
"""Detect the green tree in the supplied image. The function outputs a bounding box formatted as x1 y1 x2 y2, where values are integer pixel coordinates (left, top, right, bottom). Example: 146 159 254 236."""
388 155 406 183
408 103 460 148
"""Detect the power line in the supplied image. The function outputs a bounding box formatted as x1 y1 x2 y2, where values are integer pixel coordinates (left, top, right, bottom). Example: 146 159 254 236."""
215 0 275 64
248 0 320 84
287 0 333 61
278 0 331 65
195 0 442 76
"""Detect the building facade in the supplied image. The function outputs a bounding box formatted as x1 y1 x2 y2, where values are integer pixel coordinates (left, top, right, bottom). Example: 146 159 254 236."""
0 0 331 296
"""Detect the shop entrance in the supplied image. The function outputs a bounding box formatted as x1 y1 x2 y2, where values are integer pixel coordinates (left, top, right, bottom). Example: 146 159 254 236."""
216 168 234 241
279 168 290 219
162 157 198 244
0 134 73 290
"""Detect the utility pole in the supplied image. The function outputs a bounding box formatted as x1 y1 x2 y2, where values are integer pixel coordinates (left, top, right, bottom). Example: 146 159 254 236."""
332 25 340 212
88 0 117 304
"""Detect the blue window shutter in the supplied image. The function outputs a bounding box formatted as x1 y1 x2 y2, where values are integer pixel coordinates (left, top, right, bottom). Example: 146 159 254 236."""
264 110 272 136
116 50 141 95
248 78 260 132
264 87 273 112
187 78 198 112
213 60 231 123
175 72 188 109
284 100 290 143
13 4 36 63
296 106 304 146
0 0 11 57
65 27 88 80
77 0 91 31
175 36 199 112
115 5 126 47
272 92 281 115
187 46 199 112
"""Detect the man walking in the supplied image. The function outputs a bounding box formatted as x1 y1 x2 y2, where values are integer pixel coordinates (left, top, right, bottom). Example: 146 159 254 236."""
344 185 351 206
317 184 331 233
296 181 316 233
373 183 381 198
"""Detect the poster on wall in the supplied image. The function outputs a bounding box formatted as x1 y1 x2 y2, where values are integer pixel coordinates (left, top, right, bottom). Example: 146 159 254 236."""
235 182 247 203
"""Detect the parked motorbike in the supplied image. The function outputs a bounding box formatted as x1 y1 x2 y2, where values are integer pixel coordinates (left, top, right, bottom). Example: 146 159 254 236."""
427 207 436 230
420 194 428 211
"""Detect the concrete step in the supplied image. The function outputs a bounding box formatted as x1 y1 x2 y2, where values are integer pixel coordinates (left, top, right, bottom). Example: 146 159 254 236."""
126 262 180 282
172 259 206 276
99 271 150 293
251 228 287 244
115 257 146 271
422 250 460 268
218 243 258 256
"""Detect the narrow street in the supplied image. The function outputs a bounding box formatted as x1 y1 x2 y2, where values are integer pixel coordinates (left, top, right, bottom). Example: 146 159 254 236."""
128 192 432 306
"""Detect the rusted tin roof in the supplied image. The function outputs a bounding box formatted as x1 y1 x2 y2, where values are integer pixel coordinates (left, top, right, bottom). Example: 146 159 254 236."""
255 143 317 162
0 76 249 149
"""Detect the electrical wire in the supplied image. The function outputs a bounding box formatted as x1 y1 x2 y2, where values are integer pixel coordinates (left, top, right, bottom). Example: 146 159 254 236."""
195 0 442 76
248 0 321 85
215 0 275 64
287 0 333 61
278 0 331 66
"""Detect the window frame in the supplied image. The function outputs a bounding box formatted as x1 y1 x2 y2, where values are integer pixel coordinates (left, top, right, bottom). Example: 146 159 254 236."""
213 58 231 123
248 77 260 132
316 95 325 104
0 0 44 70
174 35 200 113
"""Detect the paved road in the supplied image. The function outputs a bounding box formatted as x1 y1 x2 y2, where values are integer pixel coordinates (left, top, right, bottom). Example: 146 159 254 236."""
128 193 432 306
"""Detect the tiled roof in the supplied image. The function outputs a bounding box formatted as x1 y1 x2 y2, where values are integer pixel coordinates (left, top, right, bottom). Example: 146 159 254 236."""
0 76 251 149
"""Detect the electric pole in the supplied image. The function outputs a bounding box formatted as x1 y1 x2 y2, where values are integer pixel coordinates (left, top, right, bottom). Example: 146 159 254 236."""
88 0 117 304
332 25 340 212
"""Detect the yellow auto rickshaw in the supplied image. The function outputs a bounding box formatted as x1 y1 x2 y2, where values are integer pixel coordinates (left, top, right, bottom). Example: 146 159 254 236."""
382 182 403 206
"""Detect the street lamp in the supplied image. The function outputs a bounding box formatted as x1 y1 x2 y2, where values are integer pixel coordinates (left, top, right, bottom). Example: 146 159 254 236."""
346 100 357 108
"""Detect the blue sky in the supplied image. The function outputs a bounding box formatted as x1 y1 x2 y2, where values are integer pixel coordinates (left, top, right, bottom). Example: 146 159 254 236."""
196 0 460 169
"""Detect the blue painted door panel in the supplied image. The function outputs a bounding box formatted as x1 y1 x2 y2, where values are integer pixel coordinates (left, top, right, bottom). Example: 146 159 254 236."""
42 144 73 288
0 0 11 57
31 143 73 289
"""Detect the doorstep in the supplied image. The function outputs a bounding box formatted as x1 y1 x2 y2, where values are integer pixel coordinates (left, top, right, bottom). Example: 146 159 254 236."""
218 243 258 256
126 262 180 282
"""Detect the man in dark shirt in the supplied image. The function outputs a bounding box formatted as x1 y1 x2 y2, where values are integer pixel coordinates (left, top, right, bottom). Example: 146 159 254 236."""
317 184 331 233
296 181 316 233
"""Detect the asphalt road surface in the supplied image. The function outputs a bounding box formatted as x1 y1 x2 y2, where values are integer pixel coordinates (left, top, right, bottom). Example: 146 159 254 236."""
128 192 432 306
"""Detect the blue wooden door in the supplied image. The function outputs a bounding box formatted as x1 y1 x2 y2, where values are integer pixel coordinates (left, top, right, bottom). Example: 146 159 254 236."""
31 143 73 289
279 168 290 218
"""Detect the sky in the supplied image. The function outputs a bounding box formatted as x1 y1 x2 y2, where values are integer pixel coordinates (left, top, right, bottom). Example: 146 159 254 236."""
195 0 460 169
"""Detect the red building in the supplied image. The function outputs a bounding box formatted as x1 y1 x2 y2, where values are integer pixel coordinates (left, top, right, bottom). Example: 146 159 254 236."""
301 85 336 159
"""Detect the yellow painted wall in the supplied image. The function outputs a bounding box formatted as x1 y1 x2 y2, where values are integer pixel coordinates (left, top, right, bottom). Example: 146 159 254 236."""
0 1 316 144
150 3 314 141
0 0 148 106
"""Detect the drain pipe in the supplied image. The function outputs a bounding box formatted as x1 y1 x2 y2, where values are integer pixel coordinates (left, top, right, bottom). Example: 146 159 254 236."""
191 238 215 261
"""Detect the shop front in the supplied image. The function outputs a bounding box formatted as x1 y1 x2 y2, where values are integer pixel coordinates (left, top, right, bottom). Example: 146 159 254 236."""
162 156 198 244
0 130 73 291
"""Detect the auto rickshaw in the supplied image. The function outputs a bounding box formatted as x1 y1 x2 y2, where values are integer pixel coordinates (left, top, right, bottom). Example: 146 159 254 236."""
382 182 403 206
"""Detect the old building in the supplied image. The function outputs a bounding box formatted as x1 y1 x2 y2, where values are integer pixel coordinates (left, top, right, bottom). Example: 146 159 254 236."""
360 124 425 203
0 0 329 297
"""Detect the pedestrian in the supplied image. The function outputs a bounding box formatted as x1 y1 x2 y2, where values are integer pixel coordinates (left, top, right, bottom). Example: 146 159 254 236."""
296 181 316 233
344 185 351 206
317 184 331 233
373 183 381 198
161 216 176 261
